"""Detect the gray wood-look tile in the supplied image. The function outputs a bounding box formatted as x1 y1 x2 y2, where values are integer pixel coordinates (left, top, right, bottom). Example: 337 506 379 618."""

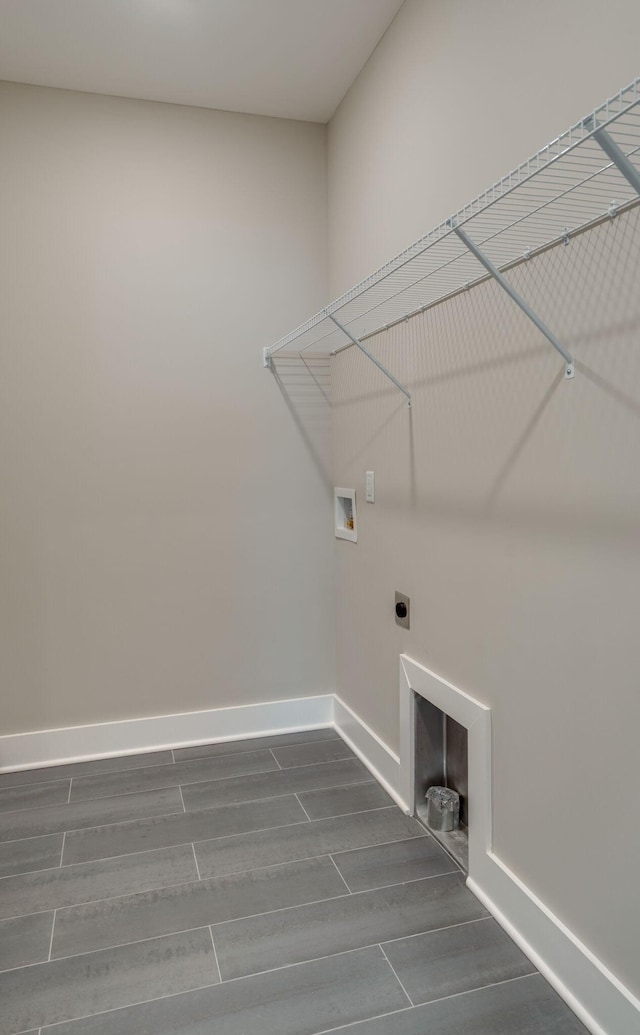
271 739 355 768
0 927 218 1035
332 835 458 892
0 788 183 843
0 845 197 920
382 917 536 1004
182 758 372 812
298 781 394 820
0 912 54 972
173 728 339 762
63 793 306 865
40 947 408 1035
52 855 346 958
0 752 175 790
0 834 63 879
327 973 590 1034
0 782 71 816
0 738 590 1035
194 808 425 880
213 872 488 980
69 751 278 803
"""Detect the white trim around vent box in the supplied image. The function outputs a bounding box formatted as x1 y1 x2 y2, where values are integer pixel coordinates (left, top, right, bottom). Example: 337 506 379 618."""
399 653 492 873
398 654 639 1035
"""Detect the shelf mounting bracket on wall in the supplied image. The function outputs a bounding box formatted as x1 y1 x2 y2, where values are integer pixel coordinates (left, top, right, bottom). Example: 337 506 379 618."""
450 221 575 379
586 118 640 197
328 314 412 406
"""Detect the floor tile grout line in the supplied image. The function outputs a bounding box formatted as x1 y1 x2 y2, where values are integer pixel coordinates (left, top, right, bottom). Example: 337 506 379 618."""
0 732 342 794
0 857 460 925
393 971 540 1015
0 781 187 819
379 943 414 1007
208 924 223 983
269 748 282 770
209 917 503 985
0 806 187 845
57 801 403 864
191 842 202 881
191 833 436 884
0 774 76 797
171 749 176 763
58 832 66 868
0 912 508 982
35 974 225 1031
67 780 72 804
0 906 56 923
327 854 353 894
207 869 466 933
1 871 472 972
0 805 418 881
304 974 543 1035
0 872 206 925
258 753 357 772
0 792 79 821
313 1005 416 1035
190 812 421 854
179 796 392 832
294 792 312 821
0 839 208 883
0 780 379 850
0 754 185 792
4 826 430 900
48 753 364 807
64 761 282 806
32 955 540 1032
47 909 57 962
299 804 400 822
0 923 214 976
178 785 187 813
382 913 492 948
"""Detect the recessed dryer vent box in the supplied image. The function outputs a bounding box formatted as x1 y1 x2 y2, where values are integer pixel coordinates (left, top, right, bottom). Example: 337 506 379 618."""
335 488 357 542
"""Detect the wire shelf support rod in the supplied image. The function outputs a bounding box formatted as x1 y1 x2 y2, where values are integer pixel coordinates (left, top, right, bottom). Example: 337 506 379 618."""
586 119 640 197
329 315 412 407
449 221 575 379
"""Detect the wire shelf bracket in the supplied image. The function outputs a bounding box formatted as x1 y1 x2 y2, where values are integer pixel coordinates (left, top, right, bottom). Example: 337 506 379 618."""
263 77 640 392
588 120 640 196
450 220 575 379
328 314 412 406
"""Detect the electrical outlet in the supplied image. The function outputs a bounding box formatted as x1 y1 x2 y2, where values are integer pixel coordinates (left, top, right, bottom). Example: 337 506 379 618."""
395 591 410 629
365 470 375 502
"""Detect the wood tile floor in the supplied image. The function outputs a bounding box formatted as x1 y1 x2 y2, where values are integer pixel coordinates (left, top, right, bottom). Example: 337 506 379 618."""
0 729 589 1033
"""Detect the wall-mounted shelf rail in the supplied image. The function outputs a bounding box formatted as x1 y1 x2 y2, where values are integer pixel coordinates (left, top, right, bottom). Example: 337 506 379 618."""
264 77 640 388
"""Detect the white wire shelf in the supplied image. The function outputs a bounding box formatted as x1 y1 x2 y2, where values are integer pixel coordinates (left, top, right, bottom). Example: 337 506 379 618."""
264 78 640 377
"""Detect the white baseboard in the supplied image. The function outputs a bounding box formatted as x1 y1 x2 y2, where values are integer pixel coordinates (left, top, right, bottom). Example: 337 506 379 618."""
0 694 334 773
333 694 406 812
468 857 640 1035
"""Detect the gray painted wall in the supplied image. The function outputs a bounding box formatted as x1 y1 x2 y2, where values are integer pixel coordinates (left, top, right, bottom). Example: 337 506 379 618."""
0 81 334 734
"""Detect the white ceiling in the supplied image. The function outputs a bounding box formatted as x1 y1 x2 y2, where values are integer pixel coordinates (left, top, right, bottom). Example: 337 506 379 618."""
0 0 405 123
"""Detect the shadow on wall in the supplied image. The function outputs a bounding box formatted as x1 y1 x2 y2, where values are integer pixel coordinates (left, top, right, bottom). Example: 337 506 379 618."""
269 354 333 486
331 204 640 546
